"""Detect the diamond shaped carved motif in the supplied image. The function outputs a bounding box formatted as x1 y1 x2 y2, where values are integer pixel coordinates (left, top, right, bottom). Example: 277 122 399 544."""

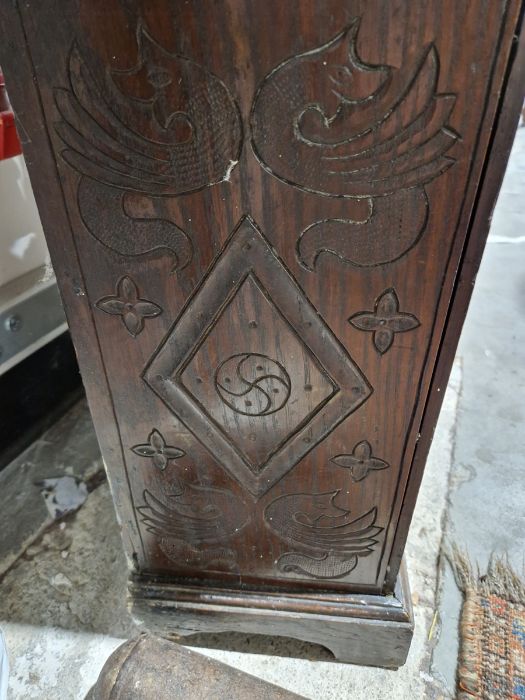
144 218 372 497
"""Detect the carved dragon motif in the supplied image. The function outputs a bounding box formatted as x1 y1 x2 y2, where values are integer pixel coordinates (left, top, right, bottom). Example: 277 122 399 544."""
138 481 249 572
251 18 459 269
265 490 382 580
54 23 242 269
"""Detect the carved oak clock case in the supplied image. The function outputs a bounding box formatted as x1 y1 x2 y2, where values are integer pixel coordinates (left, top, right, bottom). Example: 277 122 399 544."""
2 0 523 667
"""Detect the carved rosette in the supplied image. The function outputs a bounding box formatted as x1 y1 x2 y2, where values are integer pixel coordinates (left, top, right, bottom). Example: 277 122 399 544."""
95 275 161 337
331 441 389 482
349 288 420 354
214 353 292 416
131 430 185 471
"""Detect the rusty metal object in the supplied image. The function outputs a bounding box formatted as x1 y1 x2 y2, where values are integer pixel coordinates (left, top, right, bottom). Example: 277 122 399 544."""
86 634 302 699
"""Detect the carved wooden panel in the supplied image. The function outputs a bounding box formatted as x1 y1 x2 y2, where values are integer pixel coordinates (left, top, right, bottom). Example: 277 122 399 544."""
144 217 371 497
1 0 521 596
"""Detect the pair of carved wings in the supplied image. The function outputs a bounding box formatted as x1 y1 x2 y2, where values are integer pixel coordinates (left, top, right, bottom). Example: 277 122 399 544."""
54 19 458 200
265 490 382 557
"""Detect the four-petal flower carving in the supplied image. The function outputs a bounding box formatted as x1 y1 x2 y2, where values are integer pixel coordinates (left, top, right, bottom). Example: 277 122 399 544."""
348 288 419 355
131 429 185 471
331 440 389 482
96 275 162 337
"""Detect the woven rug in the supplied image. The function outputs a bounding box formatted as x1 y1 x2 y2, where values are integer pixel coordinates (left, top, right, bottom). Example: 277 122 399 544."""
452 551 525 699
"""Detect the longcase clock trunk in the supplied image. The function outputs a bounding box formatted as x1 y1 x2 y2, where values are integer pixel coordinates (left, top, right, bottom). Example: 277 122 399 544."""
1 0 523 667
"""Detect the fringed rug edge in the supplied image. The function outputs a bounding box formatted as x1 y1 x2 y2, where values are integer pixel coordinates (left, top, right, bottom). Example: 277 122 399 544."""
448 547 525 699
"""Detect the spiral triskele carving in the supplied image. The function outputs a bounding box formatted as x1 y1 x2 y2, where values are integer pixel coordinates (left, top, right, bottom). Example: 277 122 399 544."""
214 353 291 416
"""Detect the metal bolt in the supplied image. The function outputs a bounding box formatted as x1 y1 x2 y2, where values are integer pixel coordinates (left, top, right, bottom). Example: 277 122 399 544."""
5 314 22 332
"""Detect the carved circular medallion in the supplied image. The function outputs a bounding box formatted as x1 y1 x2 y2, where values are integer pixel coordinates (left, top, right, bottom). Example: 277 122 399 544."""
214 353 291 416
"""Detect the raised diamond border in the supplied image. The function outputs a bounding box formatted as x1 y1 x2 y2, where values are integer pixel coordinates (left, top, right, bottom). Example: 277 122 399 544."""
143 217 373 497
180 271 338 470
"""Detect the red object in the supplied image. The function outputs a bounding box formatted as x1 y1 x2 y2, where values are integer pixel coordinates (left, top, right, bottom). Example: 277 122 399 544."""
0 71 22 159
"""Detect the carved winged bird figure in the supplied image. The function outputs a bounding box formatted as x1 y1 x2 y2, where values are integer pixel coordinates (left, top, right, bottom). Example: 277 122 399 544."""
138 481 249 572
54 23 242 270
251 18 459 269
265 490 382 579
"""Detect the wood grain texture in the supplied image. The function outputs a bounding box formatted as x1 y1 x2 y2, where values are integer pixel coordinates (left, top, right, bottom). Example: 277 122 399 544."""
1 1 522 612
385 3 525 590
129 560 414 667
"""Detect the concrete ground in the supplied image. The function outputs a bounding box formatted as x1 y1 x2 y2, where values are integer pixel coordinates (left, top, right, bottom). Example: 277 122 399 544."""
0 128 523 699
0 402 103 579
431 126 525 693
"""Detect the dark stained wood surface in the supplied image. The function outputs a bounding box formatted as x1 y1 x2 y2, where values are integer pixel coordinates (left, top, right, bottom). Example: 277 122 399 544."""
1 1 523 599
129 560 414 667
385 9 525 589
